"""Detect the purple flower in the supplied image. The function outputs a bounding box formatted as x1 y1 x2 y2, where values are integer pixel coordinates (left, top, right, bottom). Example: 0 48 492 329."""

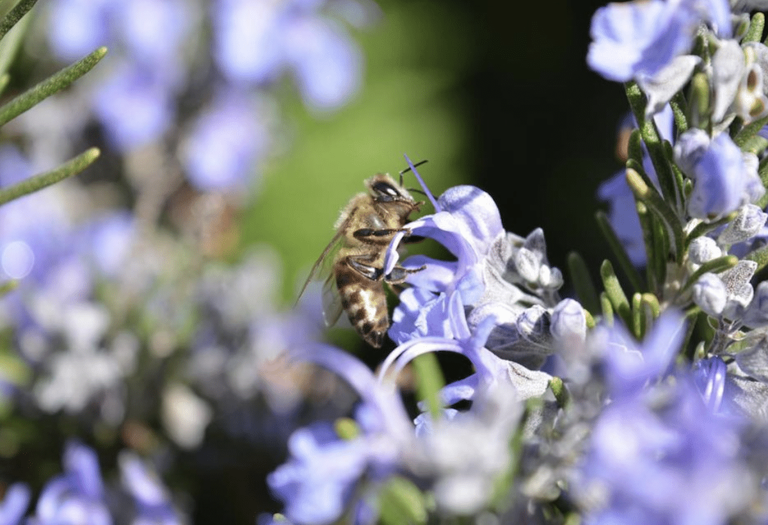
379 315 552 410
577 378 751 525
181 90 272 192
693 356 727 413
600 311 686 398
0 484 30 525
92 61 177 151
268 344 412 525
47 0 115 62
588 0 730 83
119 452 182 525
213 0 368 110
674 129 764 219
33 441 112 525
384 184 505 342
268 423 374 525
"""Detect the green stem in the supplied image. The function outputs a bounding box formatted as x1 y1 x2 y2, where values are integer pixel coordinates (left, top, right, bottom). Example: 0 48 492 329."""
600 259 632 328
596 210 645 293
413 353 445 421
625 81 680 210
0 148 100 205
670 92 689 133
0 46 107 127
626 168 684 261
745 12 766 43
0 0 37 42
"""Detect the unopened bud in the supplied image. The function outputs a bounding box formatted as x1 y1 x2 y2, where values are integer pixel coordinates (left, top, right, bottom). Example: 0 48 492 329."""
550 298 586 343
692 273 727 317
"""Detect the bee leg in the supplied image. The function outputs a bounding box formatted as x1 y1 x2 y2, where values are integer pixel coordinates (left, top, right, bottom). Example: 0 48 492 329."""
385 264 427 285
346 255 383 282
353 227 412 245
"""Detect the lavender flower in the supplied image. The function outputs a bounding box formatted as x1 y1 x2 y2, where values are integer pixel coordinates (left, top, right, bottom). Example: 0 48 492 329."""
180 90 273 192
587 0 730 83
119 452 183 525
385 170 568 369
0 484 30 525
576 379 752 525
31 441 112 525
213 0 372 111
693 356 727 413
575 316 756 524
47 0 191 151
674 130 764 220
268 344 411 525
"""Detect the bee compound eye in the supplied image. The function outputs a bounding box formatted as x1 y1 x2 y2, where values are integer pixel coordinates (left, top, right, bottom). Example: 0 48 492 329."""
372 181 400 199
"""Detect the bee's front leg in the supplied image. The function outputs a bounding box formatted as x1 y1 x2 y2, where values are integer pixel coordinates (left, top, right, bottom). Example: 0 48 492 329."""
384 264 426 285
353 227 412 245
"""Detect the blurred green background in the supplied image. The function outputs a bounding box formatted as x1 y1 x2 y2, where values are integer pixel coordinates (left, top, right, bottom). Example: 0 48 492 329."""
243 0 626 304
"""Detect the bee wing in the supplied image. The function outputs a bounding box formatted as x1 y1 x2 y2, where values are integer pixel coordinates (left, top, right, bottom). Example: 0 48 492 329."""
321 273 344 327
295 224 347 305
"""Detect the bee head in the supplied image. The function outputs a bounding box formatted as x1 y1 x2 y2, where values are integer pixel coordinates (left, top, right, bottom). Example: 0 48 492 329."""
367 174 413 203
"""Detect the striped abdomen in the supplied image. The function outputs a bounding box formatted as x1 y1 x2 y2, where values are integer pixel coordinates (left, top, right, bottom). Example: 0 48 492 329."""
336 264 389 348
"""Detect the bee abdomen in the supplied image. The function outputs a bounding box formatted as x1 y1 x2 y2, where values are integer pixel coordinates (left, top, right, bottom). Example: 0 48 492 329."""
340 283 389 348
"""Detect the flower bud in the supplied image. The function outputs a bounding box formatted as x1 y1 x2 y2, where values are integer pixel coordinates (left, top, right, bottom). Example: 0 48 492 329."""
688 236 722 265
550 298 586 344
692 273 727 317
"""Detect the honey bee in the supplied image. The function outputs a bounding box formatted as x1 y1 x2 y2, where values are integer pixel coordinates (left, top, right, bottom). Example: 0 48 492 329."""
298 168 427 347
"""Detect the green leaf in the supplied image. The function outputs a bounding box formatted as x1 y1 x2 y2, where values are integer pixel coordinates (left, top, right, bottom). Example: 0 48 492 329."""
641 293 660 319
0 0 37 42
0 73 9 97
670 92 689 133
626 167 684 261
412 352 445 421
0 46 107 127
632 292 644 339
745 12 766 43
566 251 600 316
0 2 29 79
734 114 768 149
625 81 680 210
379 477 428 525
0 148 100 206
600 259 632 328
548 376 569 409
600 291 614 326
746 243 768 272
596 210 644 294
689 71 711 130
739 134 768 155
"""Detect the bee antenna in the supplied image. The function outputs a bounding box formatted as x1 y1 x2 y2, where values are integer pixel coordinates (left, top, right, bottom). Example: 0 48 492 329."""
407 187 427 196
399 159 429 186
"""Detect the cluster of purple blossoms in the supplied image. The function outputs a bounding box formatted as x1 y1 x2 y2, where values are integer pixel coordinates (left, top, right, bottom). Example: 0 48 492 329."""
10 0 768 522
0 441 183 525
42 0 376 192
262 0 768 522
